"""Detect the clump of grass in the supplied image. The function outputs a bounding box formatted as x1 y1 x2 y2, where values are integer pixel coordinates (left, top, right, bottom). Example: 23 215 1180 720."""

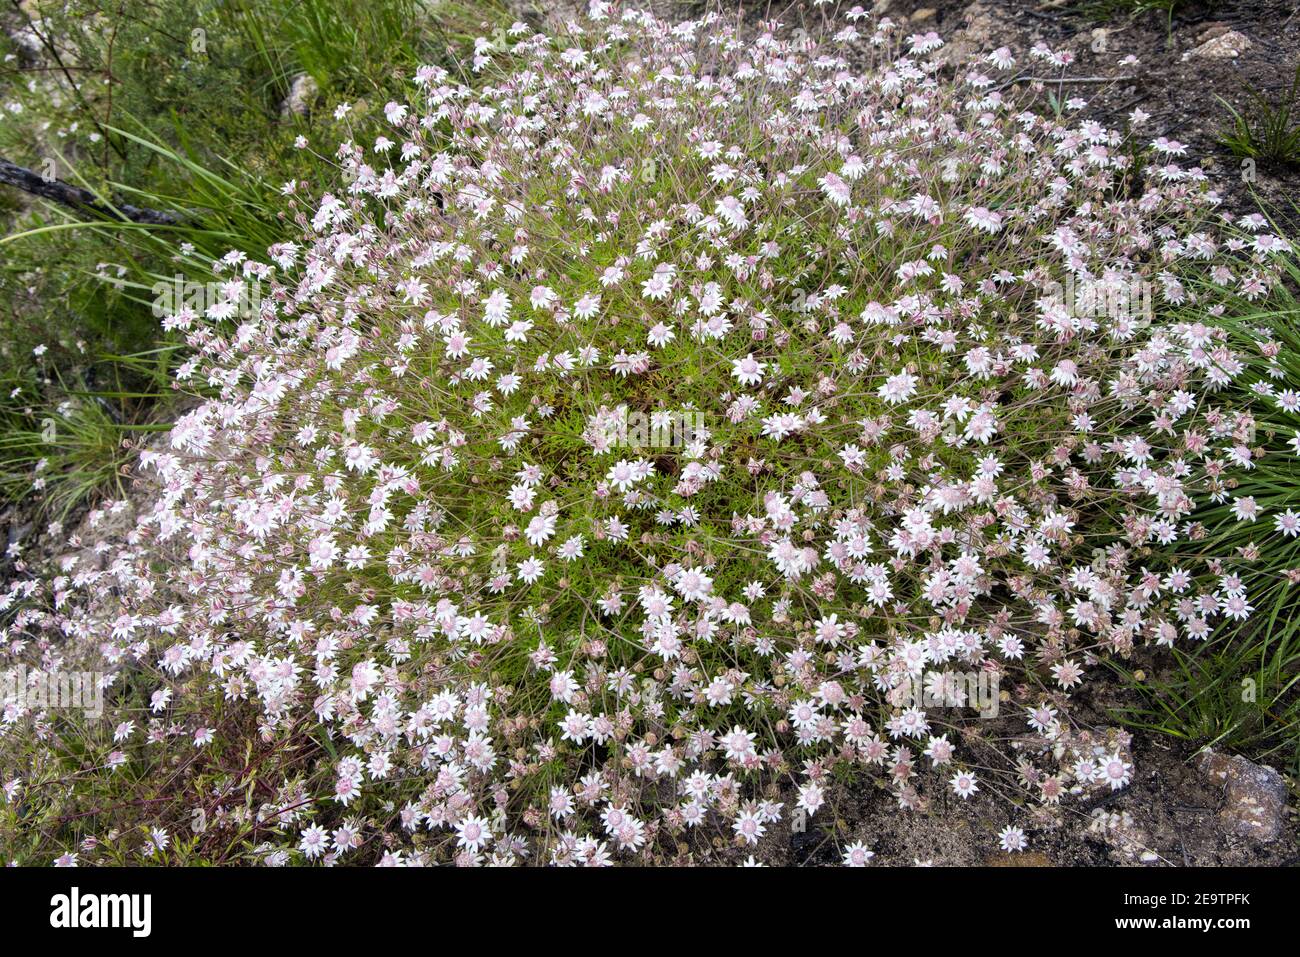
1218 65 1300 169
0 391 153 522
224 0 500 99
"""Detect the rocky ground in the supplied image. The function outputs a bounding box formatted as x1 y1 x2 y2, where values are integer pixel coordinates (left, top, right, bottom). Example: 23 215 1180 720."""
763 719 1299 867
897 0 1300 228
703 678 1298 866
513 0 1300 221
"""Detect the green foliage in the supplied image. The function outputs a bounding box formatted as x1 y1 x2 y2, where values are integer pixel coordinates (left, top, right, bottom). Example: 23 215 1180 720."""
0 389 160 522
1218 64 1300 169
222 0 492 98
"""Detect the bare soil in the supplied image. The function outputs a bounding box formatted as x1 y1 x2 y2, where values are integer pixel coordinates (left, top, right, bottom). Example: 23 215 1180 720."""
883 0 1300 228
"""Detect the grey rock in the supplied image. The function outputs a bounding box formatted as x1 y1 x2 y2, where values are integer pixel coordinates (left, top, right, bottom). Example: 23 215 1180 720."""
1198 750 1289 842
281 74 320 118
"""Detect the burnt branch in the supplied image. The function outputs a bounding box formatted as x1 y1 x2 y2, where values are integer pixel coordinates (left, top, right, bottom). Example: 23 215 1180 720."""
0 156 181 226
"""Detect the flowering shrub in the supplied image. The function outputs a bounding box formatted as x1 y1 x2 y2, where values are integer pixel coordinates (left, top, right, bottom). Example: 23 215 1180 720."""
1 3 1293 866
